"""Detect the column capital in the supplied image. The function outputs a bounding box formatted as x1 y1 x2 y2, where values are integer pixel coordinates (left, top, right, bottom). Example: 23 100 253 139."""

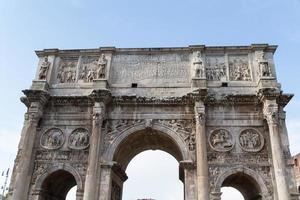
195 101 206 125
263 99 279 125
89 89 112 104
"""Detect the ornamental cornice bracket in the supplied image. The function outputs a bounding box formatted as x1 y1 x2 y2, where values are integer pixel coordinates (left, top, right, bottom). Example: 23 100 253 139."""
277 93 293 107
89 89 112 104
257 88 281 102
21 89 50 108
188 88 208 102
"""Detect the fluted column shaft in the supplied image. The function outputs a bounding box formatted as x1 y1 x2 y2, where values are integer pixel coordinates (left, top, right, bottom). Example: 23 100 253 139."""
194 101 209 200
83 102 105 200
12 102 43 200
263 99 290 200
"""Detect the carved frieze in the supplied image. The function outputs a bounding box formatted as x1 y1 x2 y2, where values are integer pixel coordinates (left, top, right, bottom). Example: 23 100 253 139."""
57 57 78 83
207 152 269 165
35 150 89 161
209 129 234 152
40 128 64 150
38 57 51 80
205 56 226 81
239 129 264 152
68 128 90 150
228 55 251 81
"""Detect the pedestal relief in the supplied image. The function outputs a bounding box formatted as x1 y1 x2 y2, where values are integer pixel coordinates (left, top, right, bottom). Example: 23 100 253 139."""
57 58 78 83
209 129 234 152
239 129 264 152
68 128 90 150
40 128 64 150
228 55 251 81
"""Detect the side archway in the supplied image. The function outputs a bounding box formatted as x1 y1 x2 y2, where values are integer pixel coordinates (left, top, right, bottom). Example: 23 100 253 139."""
33 164 83 200
215 166 270 200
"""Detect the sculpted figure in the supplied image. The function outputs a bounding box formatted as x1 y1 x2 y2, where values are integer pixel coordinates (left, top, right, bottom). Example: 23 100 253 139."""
44 129 63 148
256 51 272 77
38 57 50 80
69 129 89 149
193 51 205 78
210 129 233 151
96 54 107 79
57 65 65 83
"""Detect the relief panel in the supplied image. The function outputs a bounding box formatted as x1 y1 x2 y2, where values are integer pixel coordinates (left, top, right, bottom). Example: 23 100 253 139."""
205 56 226 81
228 55 251 81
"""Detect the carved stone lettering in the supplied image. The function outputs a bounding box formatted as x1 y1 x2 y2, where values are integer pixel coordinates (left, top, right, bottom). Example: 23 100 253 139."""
40 128 64 150
209 129 234 152
109 53 190 85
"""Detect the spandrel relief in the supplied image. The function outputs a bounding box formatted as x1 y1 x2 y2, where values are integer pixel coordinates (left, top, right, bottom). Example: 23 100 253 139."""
68 128 90 150
205 56 226 81
239 129 264 152
228 55 251 81
40 128 64 150
57 58 78 83
209 129 234 152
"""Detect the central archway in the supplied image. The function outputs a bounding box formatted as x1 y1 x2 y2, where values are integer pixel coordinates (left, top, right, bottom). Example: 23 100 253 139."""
103 123 196 200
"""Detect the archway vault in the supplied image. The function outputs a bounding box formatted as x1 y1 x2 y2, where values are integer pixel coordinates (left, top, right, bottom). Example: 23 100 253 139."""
104 122 191 170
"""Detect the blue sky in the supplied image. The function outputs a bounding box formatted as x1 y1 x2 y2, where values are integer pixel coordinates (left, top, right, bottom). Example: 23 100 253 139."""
0 0 300 199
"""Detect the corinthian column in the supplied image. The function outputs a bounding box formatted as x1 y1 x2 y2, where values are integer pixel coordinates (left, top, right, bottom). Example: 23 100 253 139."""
263 99 290 200
83 90 111 200
194 101 209 200
12 90 49 200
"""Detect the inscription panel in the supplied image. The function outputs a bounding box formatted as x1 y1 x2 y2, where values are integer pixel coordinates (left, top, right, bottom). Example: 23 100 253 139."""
109 53 190 86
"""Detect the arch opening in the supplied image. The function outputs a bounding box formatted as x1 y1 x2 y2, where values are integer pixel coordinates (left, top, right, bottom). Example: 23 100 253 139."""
39 170 77 200
113 129 184 170
221 172 262 200
109 128 187 200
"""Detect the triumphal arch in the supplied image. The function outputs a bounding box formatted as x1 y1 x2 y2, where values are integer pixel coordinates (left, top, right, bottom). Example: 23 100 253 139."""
8 44 299 200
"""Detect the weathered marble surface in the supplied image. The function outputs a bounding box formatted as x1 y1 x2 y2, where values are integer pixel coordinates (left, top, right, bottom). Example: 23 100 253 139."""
8 44 299 200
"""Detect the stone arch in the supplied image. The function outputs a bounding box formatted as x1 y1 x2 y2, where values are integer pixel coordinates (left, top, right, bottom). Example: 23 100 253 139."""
215 166 269 200
34 164 83 200
104 122 191 169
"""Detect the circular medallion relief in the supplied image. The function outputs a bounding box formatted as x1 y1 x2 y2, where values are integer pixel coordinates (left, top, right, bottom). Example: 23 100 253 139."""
239 129 264 152
209 129 234 152
68 128 90 150
40 128 64 150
